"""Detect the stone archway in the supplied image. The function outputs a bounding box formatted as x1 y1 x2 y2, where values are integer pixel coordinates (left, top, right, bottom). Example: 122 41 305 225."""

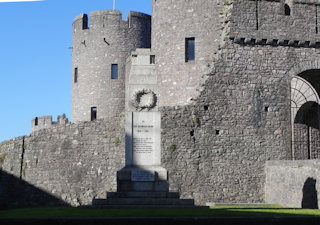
291 73 320 159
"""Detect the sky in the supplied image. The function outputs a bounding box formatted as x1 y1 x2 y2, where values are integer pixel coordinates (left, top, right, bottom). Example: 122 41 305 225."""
0 0 152 142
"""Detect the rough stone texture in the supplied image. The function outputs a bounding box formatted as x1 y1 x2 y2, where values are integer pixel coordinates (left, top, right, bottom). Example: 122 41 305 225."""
230 0 320 47
3 0 320 207
152 0 224 106
31 114 69 132
72 10 151 122
0 117 125 206
265 160 320 208
160 36 320 204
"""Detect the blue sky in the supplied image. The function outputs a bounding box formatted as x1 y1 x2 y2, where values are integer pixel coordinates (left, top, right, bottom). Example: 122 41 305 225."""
0 0 152 142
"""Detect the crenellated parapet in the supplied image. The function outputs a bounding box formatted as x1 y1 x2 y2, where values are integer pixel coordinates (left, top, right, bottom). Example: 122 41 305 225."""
31 114 69 132
230 0 320 47
73 10 151 33
71 10 151 123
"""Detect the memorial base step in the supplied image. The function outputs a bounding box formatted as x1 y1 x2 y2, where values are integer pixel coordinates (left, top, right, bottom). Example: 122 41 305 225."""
92 198 194 206
117 181 169 192
107 191 180 199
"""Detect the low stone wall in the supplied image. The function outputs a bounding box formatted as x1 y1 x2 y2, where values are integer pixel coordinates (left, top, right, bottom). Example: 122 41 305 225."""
0 117 125 207
265 160 320 208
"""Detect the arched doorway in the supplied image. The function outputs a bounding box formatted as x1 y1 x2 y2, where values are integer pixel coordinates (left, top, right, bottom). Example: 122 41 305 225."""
291 70 320 159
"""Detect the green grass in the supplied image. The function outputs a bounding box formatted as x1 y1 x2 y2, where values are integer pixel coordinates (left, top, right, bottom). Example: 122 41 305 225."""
0 206 320 218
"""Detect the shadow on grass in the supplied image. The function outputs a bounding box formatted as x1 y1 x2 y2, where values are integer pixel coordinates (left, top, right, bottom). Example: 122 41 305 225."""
0 207 320 218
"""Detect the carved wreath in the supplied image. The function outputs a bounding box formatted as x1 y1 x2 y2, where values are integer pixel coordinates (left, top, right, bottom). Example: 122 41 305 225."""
131 89 157 111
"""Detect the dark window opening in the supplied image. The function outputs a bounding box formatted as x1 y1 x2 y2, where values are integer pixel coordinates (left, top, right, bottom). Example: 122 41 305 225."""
111 64 118 79
204 105 209 111
74 68 78 83
285 4 291 16
216 130 220 135
265 106 269 112
82 14 89 30
91 107 97 121
185 37 195 62
35 117 38 126
190 130 194 137
150 55 155 64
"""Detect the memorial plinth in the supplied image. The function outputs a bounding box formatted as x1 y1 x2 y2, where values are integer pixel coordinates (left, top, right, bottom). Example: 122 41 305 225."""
92 49 194 207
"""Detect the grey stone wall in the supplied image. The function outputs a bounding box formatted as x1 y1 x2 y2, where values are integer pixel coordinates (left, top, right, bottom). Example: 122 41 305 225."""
151 0 225 107
31 114 69 132
72 10 151 122
265 160 320 208
230 0 320 47
4 0 320 207
0 137 24 179
160 36 320 204
0 117 125 206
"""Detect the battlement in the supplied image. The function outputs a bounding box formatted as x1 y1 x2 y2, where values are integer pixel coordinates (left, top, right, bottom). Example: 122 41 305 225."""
71 9 151 122
73 10 151 32
31 114 69 133
230 0 320 48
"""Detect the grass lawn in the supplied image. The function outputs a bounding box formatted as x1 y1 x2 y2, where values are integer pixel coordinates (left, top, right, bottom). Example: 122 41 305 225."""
0 206 320 218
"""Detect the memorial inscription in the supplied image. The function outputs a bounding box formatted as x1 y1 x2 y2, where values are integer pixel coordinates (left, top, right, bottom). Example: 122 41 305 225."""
125 112 161 166
132 116 156 165
131 170 155 182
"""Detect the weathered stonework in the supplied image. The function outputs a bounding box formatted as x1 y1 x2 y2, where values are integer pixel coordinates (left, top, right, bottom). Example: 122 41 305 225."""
2 0 320 207
152 0 224 106
31 114 69 132
72 11 151 122
1 117 125 206
266 160 320 208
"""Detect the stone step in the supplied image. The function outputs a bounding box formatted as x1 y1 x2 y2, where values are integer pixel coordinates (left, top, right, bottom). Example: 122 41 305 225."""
107 192 180 199
117 181 169 192
93 198 194 206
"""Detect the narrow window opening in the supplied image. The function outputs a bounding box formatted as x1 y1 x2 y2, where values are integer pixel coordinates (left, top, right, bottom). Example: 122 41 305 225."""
74 67 78 83
185 37 195 62
216 130 220 135
35 117 38 126
190 130 194 137
91 107 97 121
204 105 209 111
82 14 89 30
111 64 118 79
265 106 269 112
285 4 291 16
150 55 156 64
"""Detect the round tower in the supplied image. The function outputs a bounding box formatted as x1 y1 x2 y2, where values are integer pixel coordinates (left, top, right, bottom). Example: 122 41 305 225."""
72 10 151 122
152 0 224 106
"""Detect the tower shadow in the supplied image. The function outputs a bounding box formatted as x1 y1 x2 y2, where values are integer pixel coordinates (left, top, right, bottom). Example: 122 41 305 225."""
302 177 318 209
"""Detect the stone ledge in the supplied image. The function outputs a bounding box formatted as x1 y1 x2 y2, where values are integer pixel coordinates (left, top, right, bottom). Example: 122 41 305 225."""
107 191 180 199
230 36 320 48
93 198 194 206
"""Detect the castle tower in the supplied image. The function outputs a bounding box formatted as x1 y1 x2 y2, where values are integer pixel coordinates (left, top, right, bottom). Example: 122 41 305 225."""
72 10 151 122
152 0 224 106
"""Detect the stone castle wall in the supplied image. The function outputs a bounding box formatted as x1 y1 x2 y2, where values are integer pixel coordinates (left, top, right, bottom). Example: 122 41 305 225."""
3 0 320 207
72 10 151 122
160 29 320 204
2 43 320 206
265 160 320 208
151 0 225 107
231 0 320 47
0 117 125 206
31 114 69 132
